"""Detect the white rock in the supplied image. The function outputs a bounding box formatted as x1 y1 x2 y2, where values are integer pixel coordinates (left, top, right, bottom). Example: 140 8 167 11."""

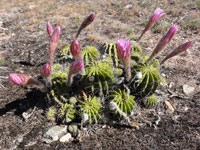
82 113 89 123
29 5 36 10
136 72 142 79
59 133 72 143
183 84 195 96
44 126 67 141
17 137 23 143
161 73 166 77
125 4 133 9
168 82 174 88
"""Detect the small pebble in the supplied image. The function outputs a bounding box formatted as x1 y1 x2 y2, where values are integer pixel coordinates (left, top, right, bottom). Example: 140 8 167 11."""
164 100 174 113
183 84 195 96
59 133 72 143
17 137 23 143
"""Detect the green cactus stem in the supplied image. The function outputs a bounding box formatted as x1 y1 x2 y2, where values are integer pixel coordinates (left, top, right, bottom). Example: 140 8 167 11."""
79 95 101 124
59 103 75 123
83 61 114 95
60 44 71 58
109 88 135 115
144 95 158 108
82 46 100 65
129 61 161 99
103 43 119 67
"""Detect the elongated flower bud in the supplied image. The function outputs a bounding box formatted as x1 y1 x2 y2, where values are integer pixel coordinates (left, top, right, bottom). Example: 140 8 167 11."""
40 63 51 78
66 60 84 86
116 39 131 80
69 59 84 75
40 63 52 87
161 41 193 64
147 24 178 62
76 13 95 38
50 26 61 43
162 24 178 43
70 40 82 60
9 74 46 92
47 22 53 36
138 8 165 41
9 73 29 85
49 26 61 65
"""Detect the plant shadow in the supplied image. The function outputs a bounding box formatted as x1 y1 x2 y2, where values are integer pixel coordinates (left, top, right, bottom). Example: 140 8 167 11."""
0 89 48 117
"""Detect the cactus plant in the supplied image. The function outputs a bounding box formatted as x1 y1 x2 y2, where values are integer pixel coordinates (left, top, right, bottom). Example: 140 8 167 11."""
8 10 194 128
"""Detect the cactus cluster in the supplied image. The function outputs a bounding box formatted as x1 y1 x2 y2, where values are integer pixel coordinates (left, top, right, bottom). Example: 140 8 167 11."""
9 9 193 125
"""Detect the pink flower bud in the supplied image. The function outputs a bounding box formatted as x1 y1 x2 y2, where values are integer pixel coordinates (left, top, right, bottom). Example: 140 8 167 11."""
69 59 84 75
76 13 96 38
162 24 178 43
138 8 165 41
161 41 193 64
50 26 61 43
40 63 51 78
47 22 53 36
9 73 47 91
70 40 82 60
49 26 61 65
147 24 178 62
116 39 131 59
67 60 84 86
9 73 29 85
150 8 165 23
116 39 131 80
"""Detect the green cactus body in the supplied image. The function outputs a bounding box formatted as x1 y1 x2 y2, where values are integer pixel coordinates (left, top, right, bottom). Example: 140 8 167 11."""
60 45 71 58
82 46 99 65
59 103 75 123
110 89 135 115
144 95 158 108
46 107 57 120
83 61 114 95
130 45 142 63
129 62 161 99
103 43 119 67
79 96 101 124
50 64 71 104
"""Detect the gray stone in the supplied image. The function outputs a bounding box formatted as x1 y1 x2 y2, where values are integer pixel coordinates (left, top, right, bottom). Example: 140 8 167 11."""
59 133 72 143
44 125 67 141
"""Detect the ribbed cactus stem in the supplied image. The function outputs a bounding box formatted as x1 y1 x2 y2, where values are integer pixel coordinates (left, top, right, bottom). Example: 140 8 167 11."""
49 42 57 66
66 74 73 86
123 59 131 81
74 53 82 60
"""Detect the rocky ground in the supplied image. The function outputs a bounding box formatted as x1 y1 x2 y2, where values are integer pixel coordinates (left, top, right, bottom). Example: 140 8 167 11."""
0 0 200 149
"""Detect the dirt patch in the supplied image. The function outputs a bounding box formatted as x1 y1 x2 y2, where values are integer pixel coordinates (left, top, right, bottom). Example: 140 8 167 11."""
0 0 200 149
